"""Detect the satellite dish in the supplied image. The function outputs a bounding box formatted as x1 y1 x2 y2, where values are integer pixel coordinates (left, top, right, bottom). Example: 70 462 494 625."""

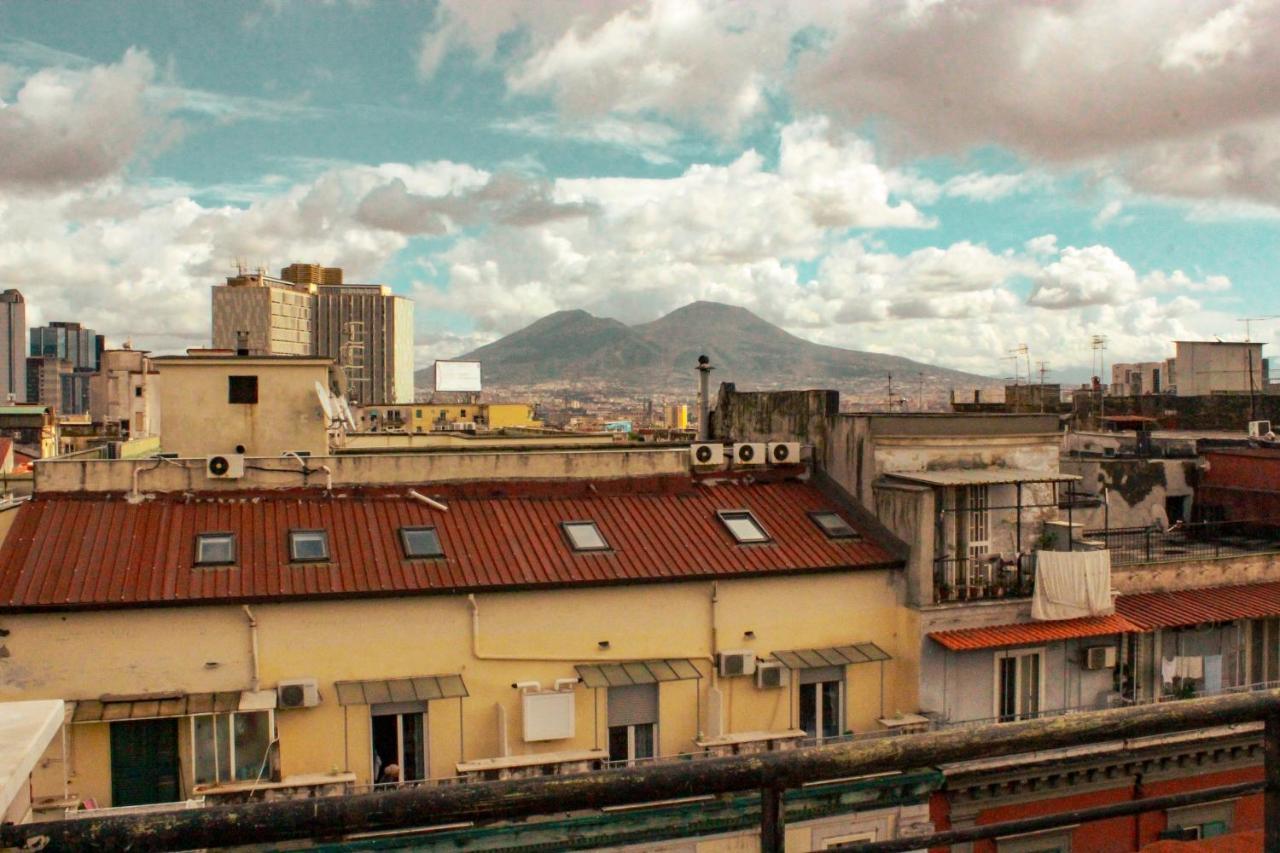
337 397 357 431
314 381 336 422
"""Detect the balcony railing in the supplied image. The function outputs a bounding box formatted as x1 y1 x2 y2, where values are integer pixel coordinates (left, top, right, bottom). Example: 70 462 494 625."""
1084 520 1280 566
933 552 1035 603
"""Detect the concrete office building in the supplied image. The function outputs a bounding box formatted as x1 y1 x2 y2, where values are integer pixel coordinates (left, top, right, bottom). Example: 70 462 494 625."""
213 264 414 405
0 291 25 402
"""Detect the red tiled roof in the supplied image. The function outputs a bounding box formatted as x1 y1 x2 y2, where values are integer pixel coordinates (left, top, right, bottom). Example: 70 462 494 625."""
0 476 898 611
929 614 1139 651
1116 581 1280 630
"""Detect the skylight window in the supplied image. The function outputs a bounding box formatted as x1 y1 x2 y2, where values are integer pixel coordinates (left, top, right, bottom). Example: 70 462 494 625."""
717 510 770 544
810 511 860 540
195 533 236 566
400 526 444 559
289 530 329 562
563 521 610 552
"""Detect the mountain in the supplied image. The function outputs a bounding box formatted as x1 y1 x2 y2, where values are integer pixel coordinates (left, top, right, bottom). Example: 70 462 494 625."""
416 301 998 398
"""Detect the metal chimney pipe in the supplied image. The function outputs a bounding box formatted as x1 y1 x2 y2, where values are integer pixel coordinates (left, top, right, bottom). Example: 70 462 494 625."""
697 355 713 441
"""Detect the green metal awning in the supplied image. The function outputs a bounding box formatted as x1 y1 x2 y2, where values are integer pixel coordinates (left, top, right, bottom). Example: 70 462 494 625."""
576 659 703 688
334 674 468 706
71 691 244 723
771 643 891 670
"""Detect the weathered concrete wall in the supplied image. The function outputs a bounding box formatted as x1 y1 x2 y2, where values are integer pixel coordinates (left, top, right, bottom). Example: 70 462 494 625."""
1074 393 1280 431
874 483 934 606
34 447 691 494
709 384 839 456
1112 551 1280 595
1062 457 1197 530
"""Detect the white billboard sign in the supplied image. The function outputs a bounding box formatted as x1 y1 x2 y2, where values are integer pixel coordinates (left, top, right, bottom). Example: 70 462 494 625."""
434 360 482 392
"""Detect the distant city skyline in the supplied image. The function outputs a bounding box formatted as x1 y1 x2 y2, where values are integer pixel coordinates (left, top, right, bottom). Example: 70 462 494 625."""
1 2 1279 379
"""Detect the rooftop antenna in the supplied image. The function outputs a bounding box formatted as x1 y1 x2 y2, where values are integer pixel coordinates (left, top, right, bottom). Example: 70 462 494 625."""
1238 315 1280 342
1091 335 1108 421
1037 361 1050 413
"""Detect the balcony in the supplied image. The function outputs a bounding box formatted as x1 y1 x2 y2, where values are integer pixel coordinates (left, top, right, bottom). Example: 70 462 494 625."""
933 553 1035 603
1085 520 1280 566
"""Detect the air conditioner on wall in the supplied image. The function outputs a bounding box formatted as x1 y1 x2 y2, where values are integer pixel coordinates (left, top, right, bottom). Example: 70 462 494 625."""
733 443 766 466
718 650 757 677
206 454 245 479
1083 646 1117 670
690 443 725 467
766 442 801 465
755 662 789 689
277 678 320 709
1249 420 1274 438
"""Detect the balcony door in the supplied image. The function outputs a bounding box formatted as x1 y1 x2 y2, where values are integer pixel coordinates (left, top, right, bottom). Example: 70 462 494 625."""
995 649 1043 722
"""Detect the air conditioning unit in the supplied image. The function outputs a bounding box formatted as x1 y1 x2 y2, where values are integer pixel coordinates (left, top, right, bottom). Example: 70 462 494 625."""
766 442 801 465
1082 646 1117 670
277 678 320 709
718 650 756 677
690 443 725 467
733 443 766 466
755 661 789 689
206 454 245 479
1249 420 1274 438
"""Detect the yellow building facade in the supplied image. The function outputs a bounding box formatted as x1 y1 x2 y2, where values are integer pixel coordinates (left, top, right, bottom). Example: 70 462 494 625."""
0 457 910 812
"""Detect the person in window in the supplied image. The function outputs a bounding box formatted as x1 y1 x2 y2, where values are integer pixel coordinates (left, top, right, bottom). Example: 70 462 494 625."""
378 763 401 786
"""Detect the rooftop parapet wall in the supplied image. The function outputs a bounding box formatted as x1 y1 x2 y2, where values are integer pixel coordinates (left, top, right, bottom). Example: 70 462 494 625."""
33 447 691 494
1111 550 1280 595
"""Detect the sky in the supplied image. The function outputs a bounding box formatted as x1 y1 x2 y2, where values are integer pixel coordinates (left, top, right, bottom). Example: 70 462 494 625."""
1 0 1278 381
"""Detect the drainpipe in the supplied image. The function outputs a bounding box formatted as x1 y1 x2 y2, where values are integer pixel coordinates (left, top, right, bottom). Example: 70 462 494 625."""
242 605 260 692
697 355 713 441
407 490 449 512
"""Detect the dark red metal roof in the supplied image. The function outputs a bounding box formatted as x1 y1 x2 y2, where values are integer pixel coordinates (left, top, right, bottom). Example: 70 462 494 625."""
0 476 899 611
929 614 1139 651
1116 581 1280 630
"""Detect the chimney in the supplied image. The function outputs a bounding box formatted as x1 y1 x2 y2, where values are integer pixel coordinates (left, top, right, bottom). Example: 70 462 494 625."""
697 355 713 441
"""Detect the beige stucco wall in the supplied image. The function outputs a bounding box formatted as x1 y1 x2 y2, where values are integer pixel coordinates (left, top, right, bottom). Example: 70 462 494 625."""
153 359 331 458
0 570 914 807
35 447 689 493
1112 550 1280 595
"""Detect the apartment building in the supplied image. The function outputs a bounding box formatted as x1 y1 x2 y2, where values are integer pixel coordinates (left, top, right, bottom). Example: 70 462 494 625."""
88 346 157 438
211 270 315 357
0 445 938 847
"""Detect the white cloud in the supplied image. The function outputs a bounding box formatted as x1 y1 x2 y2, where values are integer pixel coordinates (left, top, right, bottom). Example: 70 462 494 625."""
0 49 166 190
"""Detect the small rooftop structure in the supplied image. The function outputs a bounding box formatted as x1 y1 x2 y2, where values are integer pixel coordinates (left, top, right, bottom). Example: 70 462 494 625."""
0 700 64 823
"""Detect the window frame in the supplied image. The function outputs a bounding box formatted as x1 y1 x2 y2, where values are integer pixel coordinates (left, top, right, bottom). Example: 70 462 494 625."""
716 509 771 544
194 532 237 567
227 375 259 405
191 709 274 787
994 647 1045 722
808 510 860 540
561 520 611 553
288 529 330 563
399 526 445 559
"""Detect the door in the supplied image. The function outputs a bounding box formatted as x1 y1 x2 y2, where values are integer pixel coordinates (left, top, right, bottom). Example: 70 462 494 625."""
607 684 658 764
371 702 427 784
110 719 180 806
996 650 1043 722
799 666 844 742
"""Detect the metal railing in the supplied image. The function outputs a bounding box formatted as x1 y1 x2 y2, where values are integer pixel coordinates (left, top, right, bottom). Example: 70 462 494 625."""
1085 519 1280 566
11 693 1280 852
933 552 1035 602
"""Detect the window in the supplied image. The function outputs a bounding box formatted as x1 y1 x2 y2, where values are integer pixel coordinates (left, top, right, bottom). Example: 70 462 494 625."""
289 530 329 562
717 510 769 544
400 527 444 559
192 711 273 785
563 521 609 552
607 684 657 765
228 375 258 404
996 649 1043 722
1249 618 1280 687
799 666 844 742
810 511 859 539
372 702 427 784
1165 800 1234 840
195 533 236 566
134 386 143 397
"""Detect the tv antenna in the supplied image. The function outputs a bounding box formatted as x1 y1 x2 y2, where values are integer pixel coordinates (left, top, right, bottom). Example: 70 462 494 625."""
1238 315 1280 342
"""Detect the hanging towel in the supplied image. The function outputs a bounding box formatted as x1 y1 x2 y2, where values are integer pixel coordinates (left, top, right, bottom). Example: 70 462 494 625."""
1175 656 1204 680
1204 655 1223 694
1031 549 1114 621
1162 657 1177 686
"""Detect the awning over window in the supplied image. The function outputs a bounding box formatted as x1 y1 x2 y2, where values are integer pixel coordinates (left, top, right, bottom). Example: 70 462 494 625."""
771 644 891 669
575 659 702 688
334 674 468 706
71 691 244 723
